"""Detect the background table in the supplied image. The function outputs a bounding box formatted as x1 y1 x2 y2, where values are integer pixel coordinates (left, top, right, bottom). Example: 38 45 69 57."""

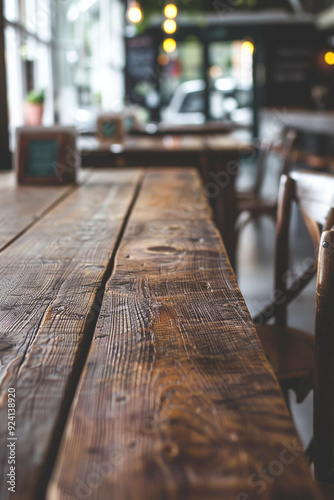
129 120 245 136
281 111 334 170
0 169 319 500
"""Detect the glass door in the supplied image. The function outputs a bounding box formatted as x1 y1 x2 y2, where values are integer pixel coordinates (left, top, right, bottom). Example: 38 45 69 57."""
207 40 254 127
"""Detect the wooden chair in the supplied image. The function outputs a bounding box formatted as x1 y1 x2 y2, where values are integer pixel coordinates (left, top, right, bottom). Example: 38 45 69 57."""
235 129 298 239
253 170 334 408
314 227 334 489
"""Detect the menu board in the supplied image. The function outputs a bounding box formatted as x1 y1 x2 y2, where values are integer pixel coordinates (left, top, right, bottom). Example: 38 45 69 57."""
125 34 158 105
266 43 314 107
26 139 59 177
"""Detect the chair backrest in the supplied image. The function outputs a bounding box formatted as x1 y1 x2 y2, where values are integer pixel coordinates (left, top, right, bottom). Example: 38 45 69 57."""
253 170 334 327
253 129 298 199
275 170 334 327
252 169 334 482
314 227 334 483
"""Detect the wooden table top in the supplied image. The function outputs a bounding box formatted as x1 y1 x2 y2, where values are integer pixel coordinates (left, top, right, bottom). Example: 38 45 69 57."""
282 111 334 137
130 120 244 136
78 133 251 154
78 135 205 153
0 169 320 500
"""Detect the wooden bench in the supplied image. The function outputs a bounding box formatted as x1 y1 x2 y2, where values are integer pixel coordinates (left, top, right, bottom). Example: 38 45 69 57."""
0 169 320 500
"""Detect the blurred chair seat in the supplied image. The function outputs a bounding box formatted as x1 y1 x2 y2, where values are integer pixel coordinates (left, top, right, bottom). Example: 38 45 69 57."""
237 197 277 216
257 324 314 380
257 324 314 402
235 130 298 254
319 482 334 500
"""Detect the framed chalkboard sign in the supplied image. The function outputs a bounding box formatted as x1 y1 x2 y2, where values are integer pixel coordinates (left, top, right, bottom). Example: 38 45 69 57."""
15 127 79 185
97 113 125 144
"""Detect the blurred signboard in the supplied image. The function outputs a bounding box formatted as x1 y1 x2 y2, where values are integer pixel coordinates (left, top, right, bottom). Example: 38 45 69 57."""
266 42 314 107
125 34 158 106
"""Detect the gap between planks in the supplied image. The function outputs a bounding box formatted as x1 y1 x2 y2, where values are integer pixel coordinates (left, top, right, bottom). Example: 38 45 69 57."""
33 169 146 500
0 170 90 253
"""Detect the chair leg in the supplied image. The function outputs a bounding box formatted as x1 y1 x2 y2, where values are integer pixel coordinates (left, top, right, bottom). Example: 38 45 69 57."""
234 214 255 277
280 383 314 467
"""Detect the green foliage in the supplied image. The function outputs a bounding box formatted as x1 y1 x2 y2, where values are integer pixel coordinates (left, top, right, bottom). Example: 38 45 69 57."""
26 89 45 104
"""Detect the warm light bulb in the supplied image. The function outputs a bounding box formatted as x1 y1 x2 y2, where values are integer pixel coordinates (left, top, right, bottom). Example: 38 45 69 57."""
164 3 178 19
127 2 143 23
324 51 334 66
163 19 177 34
163 38 177 53
241 40 255 55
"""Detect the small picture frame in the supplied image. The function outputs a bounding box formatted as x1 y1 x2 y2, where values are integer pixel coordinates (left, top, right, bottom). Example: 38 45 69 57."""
15 127 79 185
97 113 125 144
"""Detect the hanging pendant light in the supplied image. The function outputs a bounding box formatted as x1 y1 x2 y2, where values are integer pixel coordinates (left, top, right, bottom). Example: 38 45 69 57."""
127 1 143 24
164 3 178 19
163 19 177 34
163 38 177 53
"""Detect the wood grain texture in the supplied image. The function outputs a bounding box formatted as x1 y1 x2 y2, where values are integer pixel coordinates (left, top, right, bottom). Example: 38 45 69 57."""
0 182 73 251
0 170 142 500
48 169 320 500
0 170 90 252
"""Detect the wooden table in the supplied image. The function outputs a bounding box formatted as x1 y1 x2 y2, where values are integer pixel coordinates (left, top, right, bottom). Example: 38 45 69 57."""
0 169 320 500
282 111 334 137
79 135 209 169
129 120 244 136
78 134 252 268
281 111 334 170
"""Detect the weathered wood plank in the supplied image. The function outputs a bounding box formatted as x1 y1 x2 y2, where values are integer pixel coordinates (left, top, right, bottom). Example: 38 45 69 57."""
0 182 73 251
48 169 320 500
0 170 142 500
0 171 91 252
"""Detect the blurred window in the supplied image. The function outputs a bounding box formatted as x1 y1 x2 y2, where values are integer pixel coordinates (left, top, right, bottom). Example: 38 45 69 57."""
3 0 54 139
55 0 125 132
4 0 19 21
3 0 125 139
208 40 254 125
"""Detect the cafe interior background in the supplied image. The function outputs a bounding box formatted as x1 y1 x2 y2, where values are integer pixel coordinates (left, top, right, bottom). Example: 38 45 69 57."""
1 0 334 481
